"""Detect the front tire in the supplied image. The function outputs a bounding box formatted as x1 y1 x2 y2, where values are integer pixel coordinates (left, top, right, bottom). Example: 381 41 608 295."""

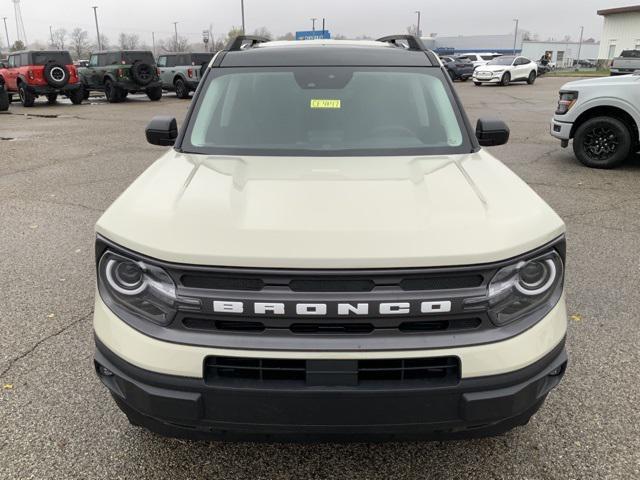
68 88 84 105
573 116 632 169
0 88 8 112
174 78 190 99
474 81 482 86
104 80 125 103
146 85 163 101
19 83 35 107
527 70 537 85
500 72 511 87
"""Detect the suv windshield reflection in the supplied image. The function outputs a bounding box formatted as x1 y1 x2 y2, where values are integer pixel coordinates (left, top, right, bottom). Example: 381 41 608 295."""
183 67 470 156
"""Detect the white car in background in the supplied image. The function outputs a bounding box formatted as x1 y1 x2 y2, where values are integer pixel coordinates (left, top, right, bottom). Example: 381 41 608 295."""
473 55 538 86
457 52 502 68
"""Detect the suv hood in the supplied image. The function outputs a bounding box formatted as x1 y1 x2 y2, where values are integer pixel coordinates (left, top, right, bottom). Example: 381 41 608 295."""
96 150 564 268
561 74 640 89
475 65 512 73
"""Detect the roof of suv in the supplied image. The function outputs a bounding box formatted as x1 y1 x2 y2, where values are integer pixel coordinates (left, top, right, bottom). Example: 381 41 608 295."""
219 39 438 67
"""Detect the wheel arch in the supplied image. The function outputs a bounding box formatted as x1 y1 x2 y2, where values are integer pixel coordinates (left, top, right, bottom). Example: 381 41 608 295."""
173 73 187 86
102 73 117 85
571 106 639 143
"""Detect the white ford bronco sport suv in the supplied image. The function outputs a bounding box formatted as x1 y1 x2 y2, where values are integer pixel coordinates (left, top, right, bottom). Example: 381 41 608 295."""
93 35 568 441
550 74 640 168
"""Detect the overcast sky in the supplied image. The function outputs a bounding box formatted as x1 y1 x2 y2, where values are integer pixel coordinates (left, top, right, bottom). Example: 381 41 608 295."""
3 0 635 47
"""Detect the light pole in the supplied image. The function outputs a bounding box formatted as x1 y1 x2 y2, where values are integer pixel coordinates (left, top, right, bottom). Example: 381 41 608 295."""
49 25 54 47
152 32 156 57
2 17 9 50
512 18 519 55
240 0 245 34
577 26 584 68
311 18 317 32
173 22 178 50
92 6 102 51
415 11 421 37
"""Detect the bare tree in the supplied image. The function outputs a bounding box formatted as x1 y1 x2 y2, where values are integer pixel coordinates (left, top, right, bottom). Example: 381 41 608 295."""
252 27 271 39
158 35 190 53
224 27 244 46
118 33 140 50
52 28 68 50
70 28 90 59
277 32 295 41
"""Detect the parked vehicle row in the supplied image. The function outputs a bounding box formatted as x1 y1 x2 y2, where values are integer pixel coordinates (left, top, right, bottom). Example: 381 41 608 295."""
0 50 84 106
0 49 215 107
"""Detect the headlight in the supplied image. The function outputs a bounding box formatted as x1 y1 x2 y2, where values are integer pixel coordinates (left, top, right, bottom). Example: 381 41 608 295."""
493 69 505 73
464 250 564 326
98 251 179 325
556 91 578 115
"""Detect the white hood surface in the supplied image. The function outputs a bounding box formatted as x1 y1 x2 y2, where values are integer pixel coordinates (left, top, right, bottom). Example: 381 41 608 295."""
96 150 565 269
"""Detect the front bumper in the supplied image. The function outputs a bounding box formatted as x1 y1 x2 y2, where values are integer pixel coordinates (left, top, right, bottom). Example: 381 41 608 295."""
550 117 573 141
93 292 568 440
95 337 567 441
473 73 503 83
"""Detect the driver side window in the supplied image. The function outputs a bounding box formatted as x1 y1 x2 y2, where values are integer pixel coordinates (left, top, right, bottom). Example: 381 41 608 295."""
89 55 98 67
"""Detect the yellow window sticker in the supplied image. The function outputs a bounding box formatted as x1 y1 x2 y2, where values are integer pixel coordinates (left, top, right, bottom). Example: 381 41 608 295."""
310 99 341 109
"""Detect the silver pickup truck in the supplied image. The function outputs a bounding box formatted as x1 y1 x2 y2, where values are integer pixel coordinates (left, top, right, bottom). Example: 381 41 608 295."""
157 52 214 99
611 50 640 76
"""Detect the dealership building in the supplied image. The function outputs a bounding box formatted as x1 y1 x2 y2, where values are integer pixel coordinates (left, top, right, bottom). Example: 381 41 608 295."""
421 33 527 55
598 5 640 59
521 40 600 67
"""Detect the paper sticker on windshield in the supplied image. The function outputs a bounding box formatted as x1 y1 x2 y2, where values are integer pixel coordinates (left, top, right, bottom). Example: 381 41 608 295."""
310 99 341 109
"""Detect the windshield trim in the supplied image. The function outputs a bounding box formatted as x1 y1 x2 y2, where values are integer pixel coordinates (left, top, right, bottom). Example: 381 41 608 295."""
178 66 476 157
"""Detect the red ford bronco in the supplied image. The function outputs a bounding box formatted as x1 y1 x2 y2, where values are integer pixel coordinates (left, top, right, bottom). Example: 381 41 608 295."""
0 50 84 107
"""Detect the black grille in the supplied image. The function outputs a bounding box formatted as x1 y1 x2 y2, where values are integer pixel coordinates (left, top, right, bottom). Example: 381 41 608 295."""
182 316 482 334
204 356 460 386
177 269 488 293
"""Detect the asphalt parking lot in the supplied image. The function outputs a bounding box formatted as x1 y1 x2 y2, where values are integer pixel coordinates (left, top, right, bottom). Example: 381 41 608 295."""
1 77 639 480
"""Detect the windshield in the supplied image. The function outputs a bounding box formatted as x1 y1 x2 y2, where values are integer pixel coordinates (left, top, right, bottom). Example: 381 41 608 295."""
122 51 155 65
487 56 515 66
32 51 73 65
183 67 469 156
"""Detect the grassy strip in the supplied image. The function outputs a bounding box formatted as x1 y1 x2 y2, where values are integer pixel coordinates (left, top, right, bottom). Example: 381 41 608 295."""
544 70 609 78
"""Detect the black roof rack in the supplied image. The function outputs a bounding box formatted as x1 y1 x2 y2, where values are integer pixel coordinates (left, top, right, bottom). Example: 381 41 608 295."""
225 35 270 51
377 35 439 66
377 35 426 51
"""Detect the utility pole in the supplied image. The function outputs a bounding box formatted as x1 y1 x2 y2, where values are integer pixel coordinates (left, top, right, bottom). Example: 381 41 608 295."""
92 6 102 51
311 18 317 32
512 19 519 55
577 26 584 68
173 22 178 50
240 0 245 34
415 11 421 37
49 25 54 47
2 17 9 50
152 32 156 57
322 18 325 34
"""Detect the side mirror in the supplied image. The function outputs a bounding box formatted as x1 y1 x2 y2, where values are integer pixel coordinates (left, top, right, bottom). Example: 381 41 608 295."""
475 118 510 147
146 116 178 146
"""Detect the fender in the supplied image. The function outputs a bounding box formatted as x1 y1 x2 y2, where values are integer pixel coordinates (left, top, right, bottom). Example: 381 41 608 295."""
570 96 640 139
